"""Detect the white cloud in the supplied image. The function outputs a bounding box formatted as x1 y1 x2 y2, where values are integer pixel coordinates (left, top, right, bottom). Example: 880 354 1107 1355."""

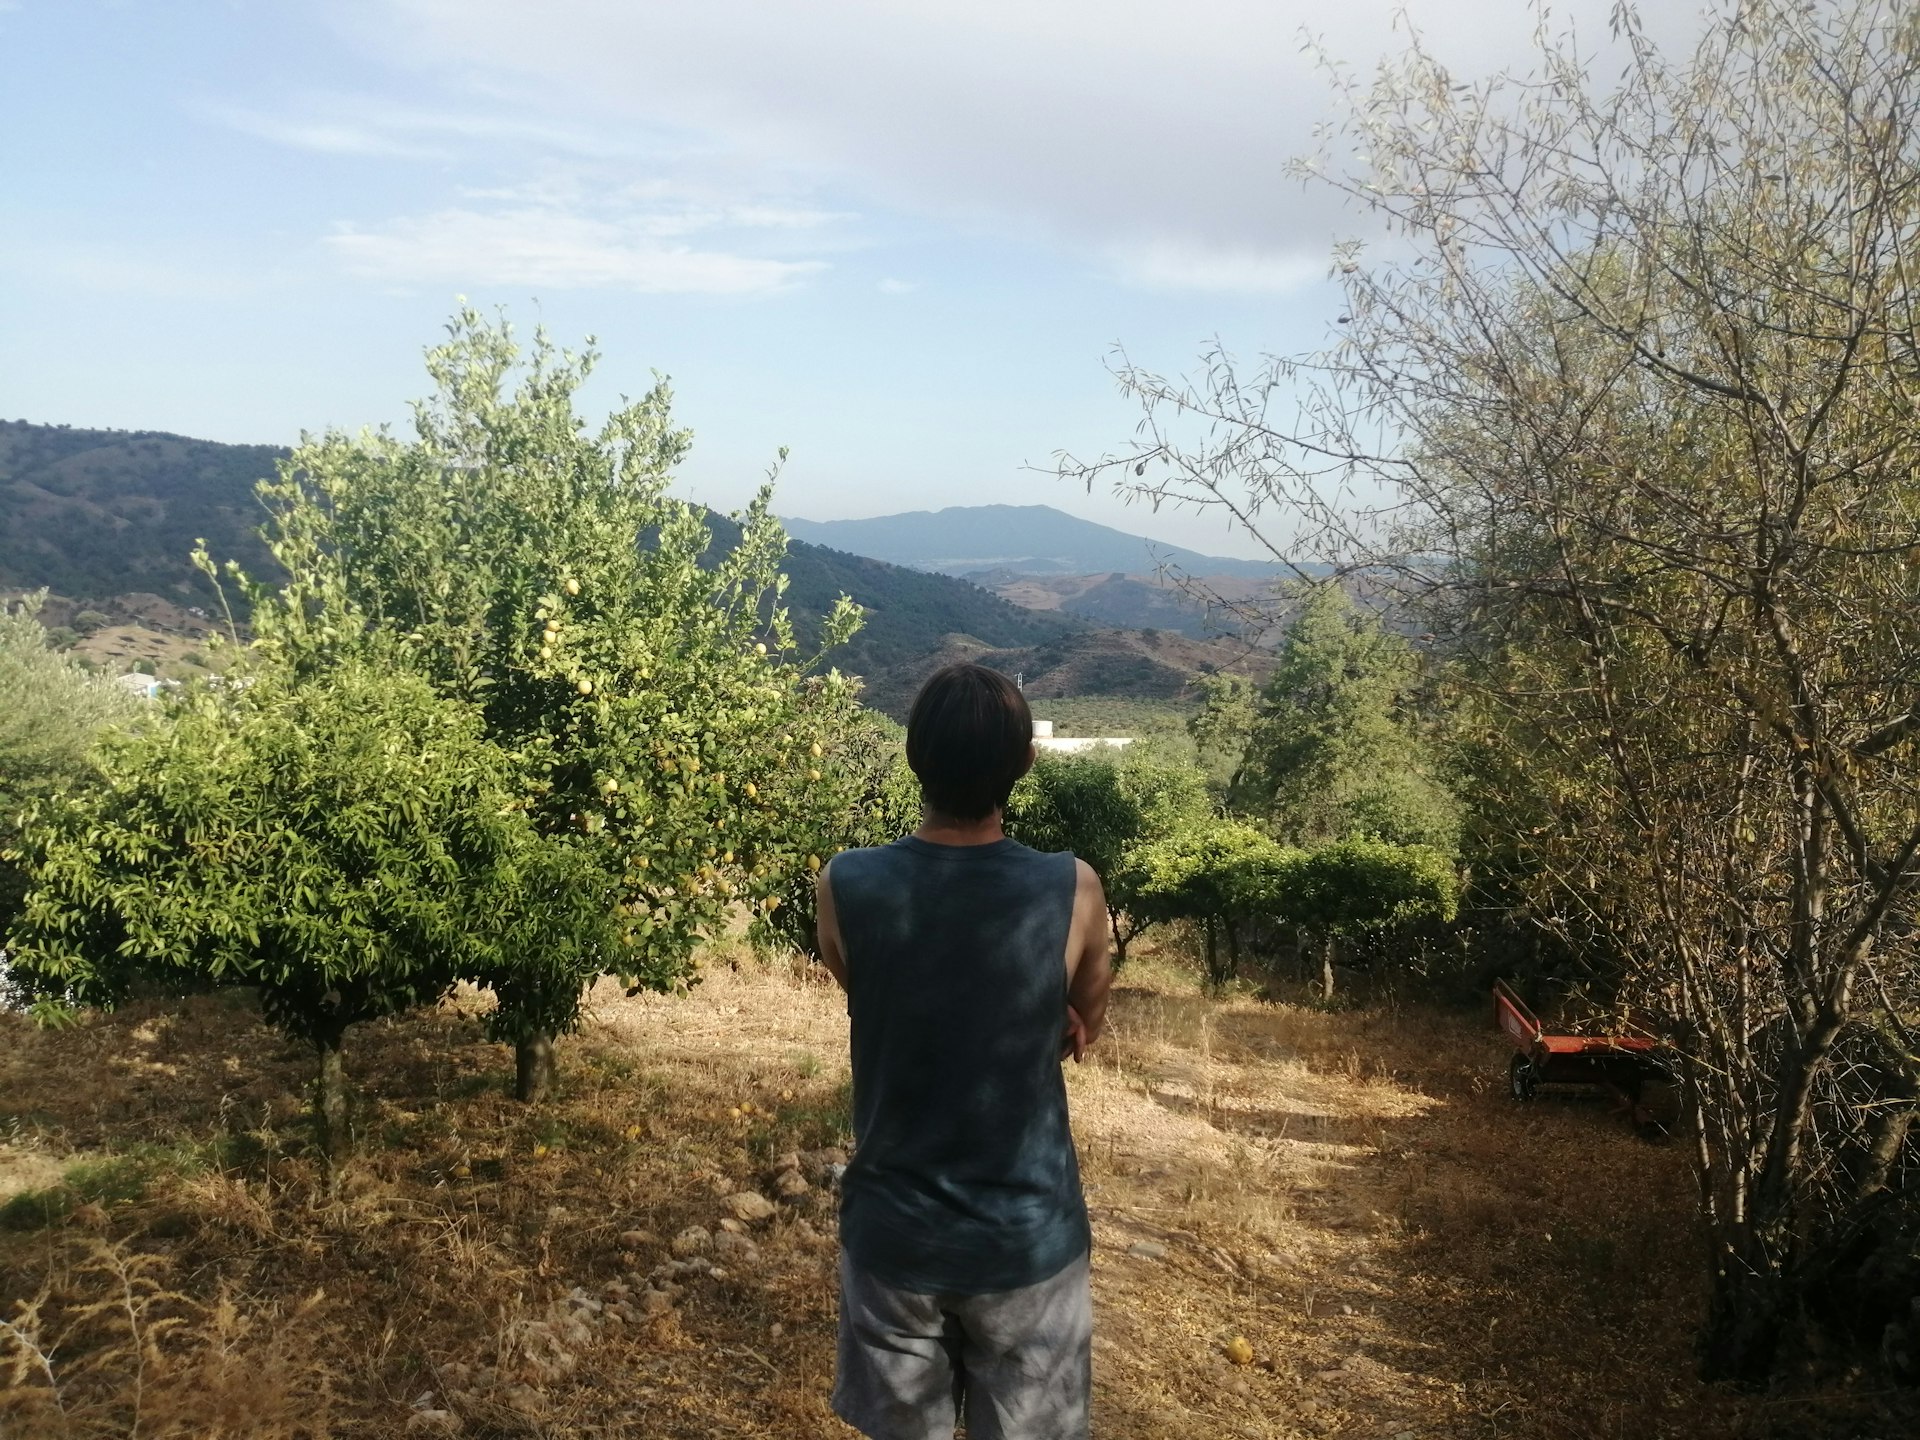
324 206 827 294
351 0 1710 294
1111 241 1323 296
199 95 629 162
877 277 917 294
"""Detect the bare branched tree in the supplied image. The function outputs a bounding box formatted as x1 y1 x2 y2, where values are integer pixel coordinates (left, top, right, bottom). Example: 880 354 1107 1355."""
1058 0 1920 1383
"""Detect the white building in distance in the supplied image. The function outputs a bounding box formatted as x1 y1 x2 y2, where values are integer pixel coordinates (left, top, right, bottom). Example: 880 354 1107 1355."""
1031 719 1133 755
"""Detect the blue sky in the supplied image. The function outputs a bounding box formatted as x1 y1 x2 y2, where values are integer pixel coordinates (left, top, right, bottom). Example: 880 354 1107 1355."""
0 0 1670 559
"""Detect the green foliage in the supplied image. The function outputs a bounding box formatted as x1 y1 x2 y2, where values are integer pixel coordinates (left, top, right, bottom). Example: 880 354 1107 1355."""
750 697 921 958
1007 747 1212 963
1037 696 1197 754
1237 585 1458 851
1274 838 1458 936
1187 672 1257 789
233 308 870 1055
5 658 529 1060
1118 819 1287 931
0 594 141 932
1116 818 1456 990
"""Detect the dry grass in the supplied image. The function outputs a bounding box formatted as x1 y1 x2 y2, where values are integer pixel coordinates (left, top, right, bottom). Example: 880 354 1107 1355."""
1 945 1912 1438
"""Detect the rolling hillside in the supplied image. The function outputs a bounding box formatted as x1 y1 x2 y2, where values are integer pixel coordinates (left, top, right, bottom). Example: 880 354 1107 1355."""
0 421 1081 678
857 625 1269 721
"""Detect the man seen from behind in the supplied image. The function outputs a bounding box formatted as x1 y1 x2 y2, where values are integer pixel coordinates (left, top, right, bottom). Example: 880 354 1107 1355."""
815 662 1113 1440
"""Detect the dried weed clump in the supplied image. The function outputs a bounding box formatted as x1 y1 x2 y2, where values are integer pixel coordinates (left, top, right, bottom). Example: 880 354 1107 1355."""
0 1240 334 1437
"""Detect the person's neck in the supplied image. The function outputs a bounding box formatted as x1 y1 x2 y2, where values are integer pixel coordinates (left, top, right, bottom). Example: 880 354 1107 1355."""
913 809 1007 847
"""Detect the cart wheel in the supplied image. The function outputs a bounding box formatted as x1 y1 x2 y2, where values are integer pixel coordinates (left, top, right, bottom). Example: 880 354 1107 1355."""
1508 1054 1538 1101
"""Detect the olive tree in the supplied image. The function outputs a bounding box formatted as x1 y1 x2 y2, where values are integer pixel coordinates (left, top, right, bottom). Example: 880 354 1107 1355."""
233 309 862 1097
0 595 141 942
1059 0 1920 1382
4 658 533 1162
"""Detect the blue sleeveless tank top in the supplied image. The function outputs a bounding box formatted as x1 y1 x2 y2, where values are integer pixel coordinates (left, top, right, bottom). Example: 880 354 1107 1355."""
828 835 1089 1295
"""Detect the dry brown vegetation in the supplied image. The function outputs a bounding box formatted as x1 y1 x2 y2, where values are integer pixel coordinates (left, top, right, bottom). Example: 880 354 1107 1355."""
1 946 1911 1438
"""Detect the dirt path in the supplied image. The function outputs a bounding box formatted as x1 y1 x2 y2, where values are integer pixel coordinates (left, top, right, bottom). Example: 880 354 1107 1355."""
589 957 1736 1440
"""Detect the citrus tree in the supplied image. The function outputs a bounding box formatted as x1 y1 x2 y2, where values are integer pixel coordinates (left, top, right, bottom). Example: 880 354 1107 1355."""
1273 839 1458 1001
234 308 862 1097
1007 749 1212 965
750 690 920 960
1117 819 1287 989
3 657 533 1161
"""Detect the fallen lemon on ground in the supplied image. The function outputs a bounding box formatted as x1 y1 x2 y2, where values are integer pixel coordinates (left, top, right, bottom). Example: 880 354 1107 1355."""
1224 1336 1254 1366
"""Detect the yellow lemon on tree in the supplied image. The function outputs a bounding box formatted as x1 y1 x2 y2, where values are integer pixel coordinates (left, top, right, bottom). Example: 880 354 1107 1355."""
539 645 553 660
722 850 734 864
808 768 821 782
807 854 823 872
577 679 594 695
755 642 767 656
564 577 580 596
744 782 758 799
810 741 823 758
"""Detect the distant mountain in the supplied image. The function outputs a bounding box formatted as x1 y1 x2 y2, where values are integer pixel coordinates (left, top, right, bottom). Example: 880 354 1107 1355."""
781 504 1290 579
968 568 1291 642
0 421 1079 678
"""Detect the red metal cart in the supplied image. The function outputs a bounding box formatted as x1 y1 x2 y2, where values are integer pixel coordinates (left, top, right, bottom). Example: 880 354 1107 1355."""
1493 979 1670 1123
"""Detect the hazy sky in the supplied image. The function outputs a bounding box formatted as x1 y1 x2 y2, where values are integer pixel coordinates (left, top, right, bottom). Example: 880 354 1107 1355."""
1 0 1704 559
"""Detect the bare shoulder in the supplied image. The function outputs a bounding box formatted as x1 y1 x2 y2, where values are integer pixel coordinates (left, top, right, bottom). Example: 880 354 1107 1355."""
1072 857 1106 903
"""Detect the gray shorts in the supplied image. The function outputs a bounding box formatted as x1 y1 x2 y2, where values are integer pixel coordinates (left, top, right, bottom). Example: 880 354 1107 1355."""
833 1250 1092 1440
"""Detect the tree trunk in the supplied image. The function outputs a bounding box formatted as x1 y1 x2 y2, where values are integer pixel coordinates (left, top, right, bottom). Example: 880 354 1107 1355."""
1203 918 1220 991
1108 909 1129 968
315 1041 349 1168
1320 935 1337 1003
1699 1253 1788 1386
516 1029 557 1102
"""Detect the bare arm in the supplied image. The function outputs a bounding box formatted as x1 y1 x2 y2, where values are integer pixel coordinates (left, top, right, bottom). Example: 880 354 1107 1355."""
814 863 848 990
1064 858 1113 1053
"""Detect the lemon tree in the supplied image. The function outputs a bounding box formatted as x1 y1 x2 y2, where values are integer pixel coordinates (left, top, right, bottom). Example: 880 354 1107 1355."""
746 689 921 959
241 309 862 1097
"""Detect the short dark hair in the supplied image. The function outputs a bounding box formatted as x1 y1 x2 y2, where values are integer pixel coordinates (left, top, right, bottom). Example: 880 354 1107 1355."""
905 664 1034 821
